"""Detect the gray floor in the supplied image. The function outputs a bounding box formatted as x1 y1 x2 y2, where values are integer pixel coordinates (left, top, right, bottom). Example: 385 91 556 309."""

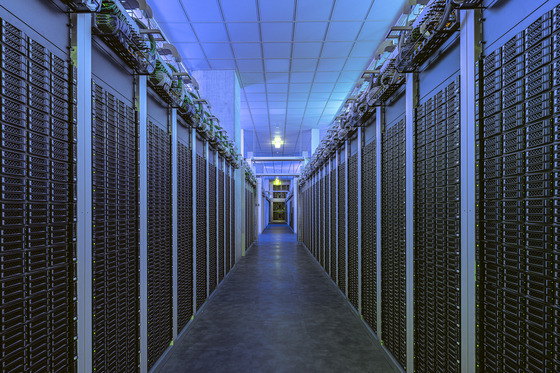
158 224 399 373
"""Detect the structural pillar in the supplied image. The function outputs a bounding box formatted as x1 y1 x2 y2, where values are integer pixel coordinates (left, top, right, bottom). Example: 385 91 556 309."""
257 177 263 234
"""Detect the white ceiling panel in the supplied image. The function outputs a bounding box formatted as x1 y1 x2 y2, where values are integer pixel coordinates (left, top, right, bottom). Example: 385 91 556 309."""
263 43 292 58
191 23 229 42
227 23 261 42
153 0 406 159
292 42 323 58
261 23 294 42
221 0 258 21
294 22 328 41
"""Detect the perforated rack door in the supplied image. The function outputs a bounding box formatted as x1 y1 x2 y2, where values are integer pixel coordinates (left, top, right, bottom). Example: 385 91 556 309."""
381 119 407 368
225 171 231 274
0 19 77 372
177 141 193 332
330 167 337 281
414 77 461 373
319 177 324 267
195 154 207 310
91 80 139 372
477 6 560 372
230 176 235 267
218 167 225 283
208 162 217 296
146 121 172 370
337 161 346 294
323 174 330 273
362 138 377 332
348 153 359 310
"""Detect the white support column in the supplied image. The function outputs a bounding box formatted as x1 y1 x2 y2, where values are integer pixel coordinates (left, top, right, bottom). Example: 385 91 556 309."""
191 128 197 313
75 13 92 373
405 73 417 373
344 141 349 297
171 108 178 340
357 128 363 314
376 106 383 338
257 177 263 234
205 142 210 297
137 74 148 373
460 9 479 373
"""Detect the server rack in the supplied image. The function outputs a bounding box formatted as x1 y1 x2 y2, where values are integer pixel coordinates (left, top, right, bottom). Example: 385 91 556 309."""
218 163 225 283
337 153 346 294
231 175 236 268
477 6 560 371
225 169 232 274
177 140 193 332
0 18 76 372
381 118 406 367
195 154 207 310
330 164 337 282
91 80 139 372
319 176 324 267
348 153 359 310
362 138 377 332
414 77 461 372
146 121 172 370
208 162 217 296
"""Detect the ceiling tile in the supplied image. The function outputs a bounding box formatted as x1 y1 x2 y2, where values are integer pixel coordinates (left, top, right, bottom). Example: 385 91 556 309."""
358 21 388 41
158 22 198 43
221 0 258 21
175 42 206 59
367 0 406 21
188 59 211 69
294 22 328 41
331 0 372 21
292 42 323 58
308 92 330 101
151 1 188 22
232 43 262 59
243 82 266 93
289 83 311 93
268 102 286 109
311 82 335 93
325 22 362 41
314 71 338 83
268 93 288 101
263 43 292 59
343 58 368 71
296 0 334 21
317 58 346 71
265 72 290 83
249 101 268 109
182 0 223 22
288 92 309 100
333 82 354 92
227 23 261 42
245 93 267 102
208 59 237 69
201 43 234 59
264 59 290 72
291 58 317 72
267 83 289 93
321 41 354 58
307 101 326 109
350 40 379 57
191 23 229 42
329 91 350 101
261 23 293 42
338 70 361 82
259 0 295 21
290 72 314 83
239 72 265 84
237 59 264 72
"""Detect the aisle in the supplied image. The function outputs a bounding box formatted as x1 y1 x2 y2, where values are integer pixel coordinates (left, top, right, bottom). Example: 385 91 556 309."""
158 224 398 373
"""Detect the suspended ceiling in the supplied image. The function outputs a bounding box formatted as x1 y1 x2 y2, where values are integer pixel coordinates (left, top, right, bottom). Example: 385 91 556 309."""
150 0 406 174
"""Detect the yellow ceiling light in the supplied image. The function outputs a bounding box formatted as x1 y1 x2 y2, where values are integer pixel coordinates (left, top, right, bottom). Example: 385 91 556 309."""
273 137 283 148
274 178 281 186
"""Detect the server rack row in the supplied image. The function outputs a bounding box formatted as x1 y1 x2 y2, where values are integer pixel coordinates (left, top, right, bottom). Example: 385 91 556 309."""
245 179 257 250
0 17 76 373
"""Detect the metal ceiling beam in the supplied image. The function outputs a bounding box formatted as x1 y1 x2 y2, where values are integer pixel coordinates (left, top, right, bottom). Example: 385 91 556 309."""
251 156 305 162
256 173 300 177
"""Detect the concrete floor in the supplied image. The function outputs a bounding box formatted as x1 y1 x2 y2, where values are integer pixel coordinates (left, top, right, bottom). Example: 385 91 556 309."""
158 224 399 373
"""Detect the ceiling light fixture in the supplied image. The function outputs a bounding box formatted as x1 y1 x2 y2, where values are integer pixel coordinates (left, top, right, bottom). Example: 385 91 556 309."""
273 137 283 149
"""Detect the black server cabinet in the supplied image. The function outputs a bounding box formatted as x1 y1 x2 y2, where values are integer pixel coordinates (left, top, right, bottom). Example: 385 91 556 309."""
477 6 560 372
91 81 139 372
337 160 346 294
231 176 235 268
177 141 193 332
324 173 330 273
146 122 172 370
362 138 377 332
208 162 217 296
319 176 324 267
330 167 337 281
348 153 359 310
381 119 406 367
0 19 77 372
414 77 461 372
195 154 207 310
225 172 232 274
218 166 225 283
